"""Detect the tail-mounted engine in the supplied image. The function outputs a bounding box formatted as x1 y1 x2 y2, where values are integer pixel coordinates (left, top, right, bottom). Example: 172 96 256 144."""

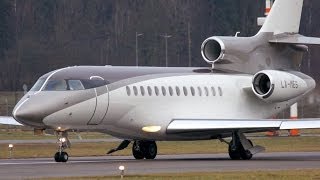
201 36 252 67
201 37 226 64
251 70 314 103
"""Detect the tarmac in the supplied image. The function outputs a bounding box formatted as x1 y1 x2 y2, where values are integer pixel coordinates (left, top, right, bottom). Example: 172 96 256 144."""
0 152 320 179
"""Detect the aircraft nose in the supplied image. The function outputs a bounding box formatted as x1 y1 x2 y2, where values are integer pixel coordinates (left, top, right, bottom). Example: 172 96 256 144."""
13 98 45 128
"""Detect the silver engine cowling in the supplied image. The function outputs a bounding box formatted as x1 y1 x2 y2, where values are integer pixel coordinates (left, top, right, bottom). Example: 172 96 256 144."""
201 36 250 65
252 70 315 103
201 37 226 64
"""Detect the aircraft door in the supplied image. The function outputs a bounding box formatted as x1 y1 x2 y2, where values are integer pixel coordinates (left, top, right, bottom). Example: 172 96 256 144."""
87 76 109 125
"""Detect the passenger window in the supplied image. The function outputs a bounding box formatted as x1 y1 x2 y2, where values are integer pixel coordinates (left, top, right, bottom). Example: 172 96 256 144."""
169 86 174 96
190 87 195 96
140 86 145 96
133 86 138 96
161 86 166 96
198 87 202 96
68 80 85 90
218 87 223 96
147 86 152 96
176 86 180 96
204 87 209 96
126 86 131 96
154 86 159 96
211 87 216 96
44 80 68 91
183 86 188 96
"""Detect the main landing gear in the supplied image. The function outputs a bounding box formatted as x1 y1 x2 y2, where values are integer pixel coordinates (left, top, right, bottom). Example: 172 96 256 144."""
107 140 158 160
221 131 265 160
132 141 157 159
54 131 70 162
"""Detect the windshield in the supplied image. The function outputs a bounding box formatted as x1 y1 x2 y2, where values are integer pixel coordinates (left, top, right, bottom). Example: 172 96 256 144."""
30 78 46 91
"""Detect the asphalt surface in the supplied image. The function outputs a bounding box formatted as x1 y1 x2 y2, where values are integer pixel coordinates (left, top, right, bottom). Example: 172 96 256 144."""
1 134 320 144
1 152 320 179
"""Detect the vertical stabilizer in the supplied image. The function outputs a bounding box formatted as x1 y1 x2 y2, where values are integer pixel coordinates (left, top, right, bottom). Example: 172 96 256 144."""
259 0 303 34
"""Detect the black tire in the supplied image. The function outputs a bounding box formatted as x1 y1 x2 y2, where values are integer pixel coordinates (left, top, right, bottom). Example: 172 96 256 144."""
240 149 253 160
228 141 241 160
132 141 144 159
60 152 69 162
143 141 157 159
54 152 61 162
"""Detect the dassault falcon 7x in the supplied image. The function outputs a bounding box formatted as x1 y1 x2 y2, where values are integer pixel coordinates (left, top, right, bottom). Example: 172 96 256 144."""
4 0 320 162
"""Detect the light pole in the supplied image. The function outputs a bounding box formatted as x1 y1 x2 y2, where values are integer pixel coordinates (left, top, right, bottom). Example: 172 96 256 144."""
161 34 172 67
135 32 143 66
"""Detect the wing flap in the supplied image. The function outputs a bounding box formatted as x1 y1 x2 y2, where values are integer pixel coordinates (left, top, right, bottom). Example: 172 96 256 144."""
280 120 320 130
0 116 23 126
167 119 320 134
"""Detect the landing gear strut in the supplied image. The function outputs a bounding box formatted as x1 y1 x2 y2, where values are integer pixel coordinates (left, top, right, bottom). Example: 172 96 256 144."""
228 131 254 160
132 141 157 160
54 131 70 162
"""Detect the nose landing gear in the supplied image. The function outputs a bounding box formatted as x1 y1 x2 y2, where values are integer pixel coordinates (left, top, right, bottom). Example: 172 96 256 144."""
54 131 70 162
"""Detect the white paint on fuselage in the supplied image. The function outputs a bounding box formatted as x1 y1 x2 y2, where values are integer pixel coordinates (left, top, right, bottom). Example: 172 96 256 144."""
105 74 285 139
43 73 310 140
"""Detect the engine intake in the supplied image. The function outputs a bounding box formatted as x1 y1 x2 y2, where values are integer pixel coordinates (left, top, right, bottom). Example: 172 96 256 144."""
252 73 273 98
201 37 225 64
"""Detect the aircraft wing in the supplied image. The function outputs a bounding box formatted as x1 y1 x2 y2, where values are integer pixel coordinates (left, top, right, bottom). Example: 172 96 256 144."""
269 34 320 45
166 119 320 134
0 116 23 126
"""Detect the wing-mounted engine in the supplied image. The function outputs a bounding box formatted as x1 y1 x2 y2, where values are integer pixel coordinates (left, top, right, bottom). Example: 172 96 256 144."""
251 70 315 103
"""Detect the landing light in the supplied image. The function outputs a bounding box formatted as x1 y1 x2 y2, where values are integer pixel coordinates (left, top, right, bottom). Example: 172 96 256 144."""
59 137 66 143
142 126 161 133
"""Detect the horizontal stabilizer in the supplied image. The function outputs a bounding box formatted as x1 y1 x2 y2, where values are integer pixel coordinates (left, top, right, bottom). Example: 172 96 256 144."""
0 116 23 126
167 119 320 134
269 34 320 45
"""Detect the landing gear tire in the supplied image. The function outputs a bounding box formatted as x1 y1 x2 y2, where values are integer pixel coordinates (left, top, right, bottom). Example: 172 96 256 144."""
143 141 157 159
228 134 253 160
228 141 241 160
240 149 253 160
132 141 144 159
54 152 69 162
132 141 157 160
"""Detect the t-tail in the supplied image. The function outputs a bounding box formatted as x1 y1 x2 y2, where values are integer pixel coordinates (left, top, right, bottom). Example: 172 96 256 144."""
201 0 320 74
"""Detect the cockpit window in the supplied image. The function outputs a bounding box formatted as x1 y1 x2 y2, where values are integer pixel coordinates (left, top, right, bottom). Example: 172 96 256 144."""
44 80 68 91
30 78 46 91
41 78 108 91
81 79 108 89
68 80 85 90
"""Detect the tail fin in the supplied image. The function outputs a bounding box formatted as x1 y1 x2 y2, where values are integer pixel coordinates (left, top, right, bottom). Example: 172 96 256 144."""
259 0 303 34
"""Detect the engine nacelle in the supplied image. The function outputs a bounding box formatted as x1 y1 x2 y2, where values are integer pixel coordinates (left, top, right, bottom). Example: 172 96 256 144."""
201 36 249 65
252 70 313 103
201 37 226 64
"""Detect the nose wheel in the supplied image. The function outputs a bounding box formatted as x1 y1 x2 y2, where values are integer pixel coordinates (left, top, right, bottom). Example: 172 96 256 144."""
132 141 157 160
54 131 70 162
54 152 69 162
